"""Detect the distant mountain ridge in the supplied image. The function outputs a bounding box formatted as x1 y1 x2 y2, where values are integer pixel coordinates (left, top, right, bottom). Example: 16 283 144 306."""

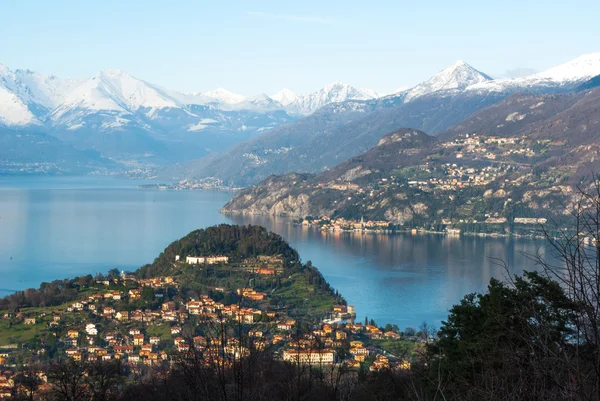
402 60 492 102
0 127 114 174
1 53 599 173
165 53 600 187
0 64 383 164
222 86 600 233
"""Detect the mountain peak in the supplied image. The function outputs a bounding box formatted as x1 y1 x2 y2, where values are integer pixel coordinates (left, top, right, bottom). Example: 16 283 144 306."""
404 60 492 102
271 88 299 106
284 82 378 115
0 63 11 77
321 81 355 92
205 88 245 104
97 69 132 79
534 52 600 82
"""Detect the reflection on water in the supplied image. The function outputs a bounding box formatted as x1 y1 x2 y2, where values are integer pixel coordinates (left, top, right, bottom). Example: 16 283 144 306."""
228 214 550 328
0 177 231 297
0 176 551 328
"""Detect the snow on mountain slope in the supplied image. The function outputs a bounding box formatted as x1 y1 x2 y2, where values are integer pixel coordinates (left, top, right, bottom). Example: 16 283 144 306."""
532 52 600 82
204 88 246 104
13 70 84 110
465 53 600 94
169 91 215 106
287 81 378 115
50 69 185 127
2 52 599 133
0 64 84 119
0 85 40 126
404 60 492 102
228 93 284 112
271 88 300 106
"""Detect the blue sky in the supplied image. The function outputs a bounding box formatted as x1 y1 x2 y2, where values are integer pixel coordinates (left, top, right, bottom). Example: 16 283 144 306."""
1 0 599 95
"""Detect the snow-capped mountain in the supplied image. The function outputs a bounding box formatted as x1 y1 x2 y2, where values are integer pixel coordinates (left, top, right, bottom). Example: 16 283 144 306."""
232 93 285 112
2 52 600 170
271 88 299 106
403 60 492 102
171 52 600 187
0 64 381 133
0 84 39 127
204 88 246 104
285 81 379 115
49 69 185 130
466 53 600 94
0 64 83 126
531 53 600 82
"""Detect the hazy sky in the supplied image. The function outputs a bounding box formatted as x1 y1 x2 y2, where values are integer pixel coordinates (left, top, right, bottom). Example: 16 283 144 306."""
1 0 599 95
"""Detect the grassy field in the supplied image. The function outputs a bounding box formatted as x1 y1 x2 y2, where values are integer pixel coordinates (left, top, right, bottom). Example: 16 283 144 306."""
363 337 416 358
274 272 336 317
145 323 172 340
0 318 47 346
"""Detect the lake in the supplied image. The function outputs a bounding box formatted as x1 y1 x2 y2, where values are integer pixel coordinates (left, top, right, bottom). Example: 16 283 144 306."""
0 176 551 329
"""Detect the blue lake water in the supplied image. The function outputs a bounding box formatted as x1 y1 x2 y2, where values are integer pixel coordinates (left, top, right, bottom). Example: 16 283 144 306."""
0 176 551 329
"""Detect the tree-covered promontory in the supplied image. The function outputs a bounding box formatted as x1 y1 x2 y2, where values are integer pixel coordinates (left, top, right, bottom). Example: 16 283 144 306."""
137 224 300 278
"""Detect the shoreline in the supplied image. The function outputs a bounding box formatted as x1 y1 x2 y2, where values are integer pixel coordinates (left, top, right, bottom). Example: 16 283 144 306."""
220 211 548 240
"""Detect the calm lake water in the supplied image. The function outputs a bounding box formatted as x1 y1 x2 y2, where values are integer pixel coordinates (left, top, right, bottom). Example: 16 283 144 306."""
0 176 551 329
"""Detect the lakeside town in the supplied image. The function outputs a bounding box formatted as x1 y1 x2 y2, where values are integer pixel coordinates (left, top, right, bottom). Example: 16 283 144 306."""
0 250 418 398
293 215 548 237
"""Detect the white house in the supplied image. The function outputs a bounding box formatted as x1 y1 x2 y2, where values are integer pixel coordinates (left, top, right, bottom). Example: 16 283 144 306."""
186 256 205 264
85 324 98 336
283 349 335 365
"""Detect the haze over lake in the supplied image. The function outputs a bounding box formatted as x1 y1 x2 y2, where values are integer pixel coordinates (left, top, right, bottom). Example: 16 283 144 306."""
0 176 550 328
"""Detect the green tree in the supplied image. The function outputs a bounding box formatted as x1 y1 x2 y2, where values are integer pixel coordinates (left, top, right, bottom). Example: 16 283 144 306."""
429 271 575 401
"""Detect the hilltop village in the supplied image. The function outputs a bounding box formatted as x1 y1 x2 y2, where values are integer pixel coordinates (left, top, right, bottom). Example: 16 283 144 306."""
225 130 575 238
0 225 418 398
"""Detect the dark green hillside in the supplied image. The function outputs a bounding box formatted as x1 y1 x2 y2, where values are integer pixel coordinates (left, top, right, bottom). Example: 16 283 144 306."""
1 224 343 326
135 225 344 316
138 224 300 278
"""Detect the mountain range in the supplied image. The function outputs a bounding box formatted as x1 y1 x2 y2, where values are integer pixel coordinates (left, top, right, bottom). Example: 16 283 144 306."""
1 53 600 177
162 53 600 187
0 66 378 169
222 85 600 233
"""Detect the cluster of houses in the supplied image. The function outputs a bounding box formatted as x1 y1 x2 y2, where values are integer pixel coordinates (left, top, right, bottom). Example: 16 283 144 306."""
281 319 410 371
405 163 508 192
241 255 285 276
1 269 413 386
298 216 391 232
0 370 49 399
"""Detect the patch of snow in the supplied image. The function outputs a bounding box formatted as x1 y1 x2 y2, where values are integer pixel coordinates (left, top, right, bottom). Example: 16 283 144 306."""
506 112 526 122
188 118 218 131
100 116 131 130
67 122 85 131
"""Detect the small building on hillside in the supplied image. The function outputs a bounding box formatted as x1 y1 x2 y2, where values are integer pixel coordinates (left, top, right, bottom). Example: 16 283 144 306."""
283 349 335 365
